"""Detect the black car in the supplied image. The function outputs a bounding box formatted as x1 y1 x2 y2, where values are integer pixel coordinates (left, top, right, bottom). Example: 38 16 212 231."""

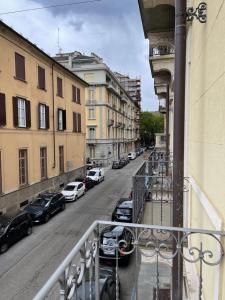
99 225 133 265
112 198 133 223
112 161 121 169
0 211 32 253
24 192 65 223
75 177 96 190
119 158 127 166
76 267 119 299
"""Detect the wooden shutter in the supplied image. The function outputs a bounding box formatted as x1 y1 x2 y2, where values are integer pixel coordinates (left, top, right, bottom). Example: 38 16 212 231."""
73 112 77 132
72 85 77 102
78 113 81 132
26 100 31 128
38 103 41 129
38 66 45 90
45 105 49 129
63 110 66 130
57 77 62 97
12 97 18 127
0 93 6 126
77 88 81 104
15 52 25 80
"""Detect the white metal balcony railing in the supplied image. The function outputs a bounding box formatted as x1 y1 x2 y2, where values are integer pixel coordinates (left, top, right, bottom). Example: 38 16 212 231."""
86 100 97 105
33 221 225 300
150 45 175 58
33 152 225 300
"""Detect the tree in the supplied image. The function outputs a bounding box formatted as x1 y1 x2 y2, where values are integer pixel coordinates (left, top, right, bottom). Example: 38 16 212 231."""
140 111 164 145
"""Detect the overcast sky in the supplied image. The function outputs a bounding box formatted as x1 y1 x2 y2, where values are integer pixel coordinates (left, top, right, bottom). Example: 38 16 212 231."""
0 0 158 111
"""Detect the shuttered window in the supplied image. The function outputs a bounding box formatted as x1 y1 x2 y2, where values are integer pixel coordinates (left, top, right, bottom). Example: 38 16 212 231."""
73 112 81 133
77 88 81 104
13 97 31 128
59 146 64 174
15 53 25 81
38 66 46 90
58 109 66 131
0 93 6 126
19 149 28 186
38 104 49 129
40 147 47 180
57 77 63 97
72 85 77 102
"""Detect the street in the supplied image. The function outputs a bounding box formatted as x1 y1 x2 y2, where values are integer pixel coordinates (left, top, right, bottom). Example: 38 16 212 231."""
0 156 143 300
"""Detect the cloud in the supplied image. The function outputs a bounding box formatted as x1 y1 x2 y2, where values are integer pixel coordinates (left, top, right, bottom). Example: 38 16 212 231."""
1 0 158 110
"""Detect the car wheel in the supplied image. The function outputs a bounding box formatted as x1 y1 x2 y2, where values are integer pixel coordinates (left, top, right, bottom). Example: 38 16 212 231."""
27 226 32 236
61 203 65 211
44 214 50 223
74 195 78 201
0 243 8 254
102 177 104 181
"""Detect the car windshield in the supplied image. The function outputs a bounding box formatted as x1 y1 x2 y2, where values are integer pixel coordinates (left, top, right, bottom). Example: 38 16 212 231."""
64 185 76 191
116 208 132 215
88 171 96 176
32 197 51 206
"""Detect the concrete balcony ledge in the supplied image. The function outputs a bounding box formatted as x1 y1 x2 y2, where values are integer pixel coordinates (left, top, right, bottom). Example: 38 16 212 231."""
86 100 97 105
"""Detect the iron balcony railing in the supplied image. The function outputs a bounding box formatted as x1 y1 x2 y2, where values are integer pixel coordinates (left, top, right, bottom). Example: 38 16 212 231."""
33 220 225 300
150 45 175 57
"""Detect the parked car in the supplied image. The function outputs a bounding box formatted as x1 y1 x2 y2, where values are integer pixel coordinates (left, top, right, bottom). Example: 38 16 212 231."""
24 192 65 223
112 160 121 169
128 152 136 160
76 267 119 299
119 158 127 167
0 211 32 253
62 182 85 202
74 177 96 191
87 168 104 183
112 198 133 223
99 225 133 265
86 161 96 170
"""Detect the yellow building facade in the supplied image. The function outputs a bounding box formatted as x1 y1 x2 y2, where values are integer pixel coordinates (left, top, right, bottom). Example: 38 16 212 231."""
54 52 140 165
139 0 225 299
0 21 88 213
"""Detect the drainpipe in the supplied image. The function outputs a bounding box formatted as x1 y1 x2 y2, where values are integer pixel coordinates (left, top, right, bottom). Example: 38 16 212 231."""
51 63 56 168
166 84 170 175
172 0 186 299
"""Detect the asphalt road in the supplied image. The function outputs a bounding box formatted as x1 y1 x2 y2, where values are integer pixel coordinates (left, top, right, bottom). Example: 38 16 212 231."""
0 156 144 300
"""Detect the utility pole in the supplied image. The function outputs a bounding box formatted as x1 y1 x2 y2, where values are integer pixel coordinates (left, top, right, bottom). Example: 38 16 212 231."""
172 0 187 299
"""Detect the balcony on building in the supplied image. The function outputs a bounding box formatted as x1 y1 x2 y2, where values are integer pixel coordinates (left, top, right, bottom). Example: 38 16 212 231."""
159 98 166 114
86 99 97 105
107 119 114 127
33 151 225 300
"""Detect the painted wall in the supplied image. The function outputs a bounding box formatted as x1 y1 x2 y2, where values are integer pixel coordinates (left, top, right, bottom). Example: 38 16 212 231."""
0 25 86 211
187 1 225 298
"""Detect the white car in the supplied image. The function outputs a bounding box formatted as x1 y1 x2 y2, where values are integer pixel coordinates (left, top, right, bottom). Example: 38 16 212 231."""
128 152 136 160
61 182 85 202
86 168 104 183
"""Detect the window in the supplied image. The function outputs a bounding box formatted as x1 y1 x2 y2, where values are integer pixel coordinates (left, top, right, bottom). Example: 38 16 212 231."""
72 85 81 104
90 146 95 159
38 104 49 129
59 146 64 174
0 93 6 126
38 66 46 90
19 149 28 186
15 52 25 81
89 127 96 139
18 98 26 127
13 97 31 128
73 112 81 133
88 89 95 102
40 147 47 180
57 77 63 97
58 109 66 131
88 108 95 119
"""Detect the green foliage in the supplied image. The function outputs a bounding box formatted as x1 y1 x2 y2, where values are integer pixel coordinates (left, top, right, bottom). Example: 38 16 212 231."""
140 111 164 145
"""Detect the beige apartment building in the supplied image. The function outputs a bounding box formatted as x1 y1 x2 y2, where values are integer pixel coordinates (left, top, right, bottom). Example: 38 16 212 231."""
0 21 88 213
139 0 225 299
53 52 140 166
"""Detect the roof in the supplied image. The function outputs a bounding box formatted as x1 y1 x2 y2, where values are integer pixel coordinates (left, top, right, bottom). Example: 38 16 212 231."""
0 21 89 87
